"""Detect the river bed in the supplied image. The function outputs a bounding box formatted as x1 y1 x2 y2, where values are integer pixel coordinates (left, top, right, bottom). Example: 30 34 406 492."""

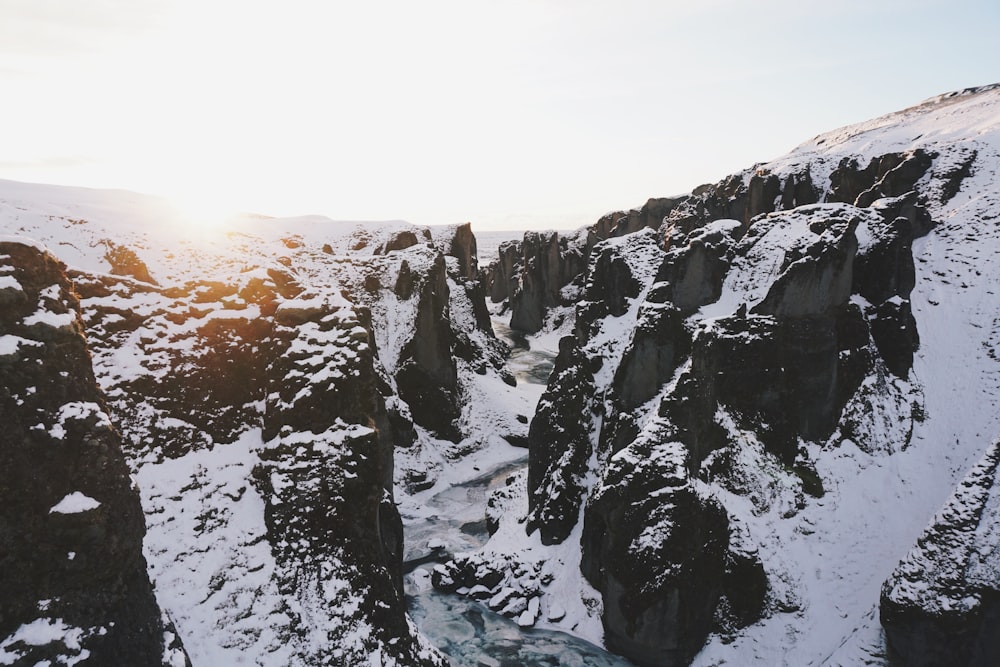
402 319 634 665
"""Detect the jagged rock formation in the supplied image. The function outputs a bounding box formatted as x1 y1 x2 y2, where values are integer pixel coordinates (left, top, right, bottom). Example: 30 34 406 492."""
482 167 823 334
0 241 188 667
71 234 500 664
3 82 1000 667
525 336 596 545
499 86 1000 666
0 210 515 663
580 423 731 666
251 287 436 664
880 438 1000 667
522 195 930 665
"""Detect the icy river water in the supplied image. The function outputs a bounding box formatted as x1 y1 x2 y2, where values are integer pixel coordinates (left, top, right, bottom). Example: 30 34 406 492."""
402 321 635 666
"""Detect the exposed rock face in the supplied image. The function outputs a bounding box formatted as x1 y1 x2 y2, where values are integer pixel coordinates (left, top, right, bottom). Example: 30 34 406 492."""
378 228 423 254
253 292 439 665
345 233 511 444
0 241 188 666
73 253 448 664
656 220 740 314
73 270 280 458
881 439 1000 667
508 231 587 333
581 423 730 667
828 149 935 207
751 211 858 318
395 253 461 442
526 336 596 545
522 157 940 665
483 167 821 334
448 222 479 280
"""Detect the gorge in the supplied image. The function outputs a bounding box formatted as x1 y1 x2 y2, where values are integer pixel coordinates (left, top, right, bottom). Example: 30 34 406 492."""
3 83 1000 666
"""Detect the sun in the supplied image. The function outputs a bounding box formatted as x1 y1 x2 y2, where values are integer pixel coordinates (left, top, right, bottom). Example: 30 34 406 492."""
168 190 241 239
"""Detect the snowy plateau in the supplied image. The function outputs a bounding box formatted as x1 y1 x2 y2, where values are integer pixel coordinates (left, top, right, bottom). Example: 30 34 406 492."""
1 83 1000 667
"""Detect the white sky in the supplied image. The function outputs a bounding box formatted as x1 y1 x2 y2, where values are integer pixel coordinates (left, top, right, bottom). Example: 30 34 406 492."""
1 0 998 230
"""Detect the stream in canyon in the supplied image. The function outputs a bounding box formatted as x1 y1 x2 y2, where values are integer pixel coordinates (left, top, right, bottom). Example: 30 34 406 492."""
402 321 634 666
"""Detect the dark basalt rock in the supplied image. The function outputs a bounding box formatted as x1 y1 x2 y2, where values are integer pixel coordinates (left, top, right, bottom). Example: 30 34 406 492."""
484 198 673 334
395 253 461 441
828 149 935 207
881 439 1000 667
484 167 821 334
854 210 917 305
449 222 479 280
779 169 820 210
380 229 421 254
253 280 441 665
71 248 444 662
0 241 188 667
508 231 587 333
719 548 769 631
612 301 689 413
516 147 953 665
675 307 870 467
752 214 858 319
581 424 729 667
526 336 596 545
746 171 782 221
484 239 522 303
585 240 644 318
868 298 919 379
656 220 740 313
595 197 682 241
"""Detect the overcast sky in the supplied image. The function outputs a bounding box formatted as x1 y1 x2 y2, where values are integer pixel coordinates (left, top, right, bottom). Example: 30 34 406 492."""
1 1 998 230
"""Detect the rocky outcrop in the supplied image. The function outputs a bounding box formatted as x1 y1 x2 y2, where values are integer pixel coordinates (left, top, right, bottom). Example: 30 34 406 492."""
881 438 1000 667
656 220 741 314
74 252 446 664
102 240 158 285
508 231 587 332
581 421 733 667
484 167 821 334
524 170 934 665
347 227 509 443
394 253 462 441
376 228 430 255
253 290 442 665
447 222 479 280
526 336 596 545
828 149 935 207
0 241 188 666
73 268 294 459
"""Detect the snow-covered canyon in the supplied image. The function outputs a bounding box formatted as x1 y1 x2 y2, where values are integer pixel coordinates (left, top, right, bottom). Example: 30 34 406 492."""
3 83 1000 667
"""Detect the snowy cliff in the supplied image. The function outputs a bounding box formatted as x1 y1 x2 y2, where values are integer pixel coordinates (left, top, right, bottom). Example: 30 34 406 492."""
0 188 531 664
0 240 189 667
461 83 1000 666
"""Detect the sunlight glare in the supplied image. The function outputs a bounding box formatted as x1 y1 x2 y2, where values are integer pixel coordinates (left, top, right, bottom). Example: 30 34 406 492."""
169 191 240 240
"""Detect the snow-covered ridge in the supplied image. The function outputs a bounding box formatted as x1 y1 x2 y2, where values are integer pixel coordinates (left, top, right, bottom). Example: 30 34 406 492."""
457 83 1000 666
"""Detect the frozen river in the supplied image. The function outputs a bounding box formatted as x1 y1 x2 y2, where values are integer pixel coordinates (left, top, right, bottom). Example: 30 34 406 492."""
402 319 634 665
